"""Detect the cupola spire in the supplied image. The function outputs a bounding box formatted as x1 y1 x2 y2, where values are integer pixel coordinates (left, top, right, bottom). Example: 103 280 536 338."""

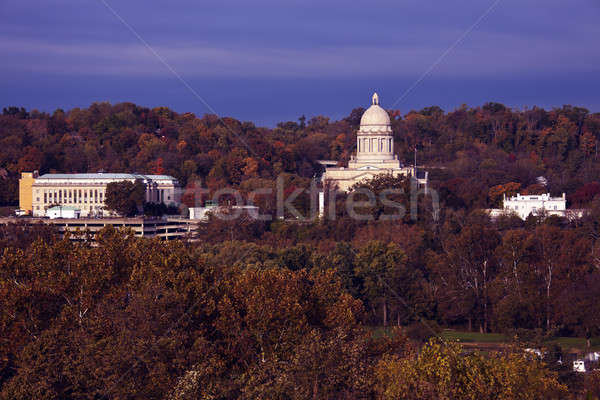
372 92 379 105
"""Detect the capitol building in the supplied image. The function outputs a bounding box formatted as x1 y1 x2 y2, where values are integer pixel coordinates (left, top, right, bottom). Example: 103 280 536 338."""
323 93 428 192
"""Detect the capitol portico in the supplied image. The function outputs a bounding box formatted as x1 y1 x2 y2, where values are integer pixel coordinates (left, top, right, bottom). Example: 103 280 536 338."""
323 93 427 192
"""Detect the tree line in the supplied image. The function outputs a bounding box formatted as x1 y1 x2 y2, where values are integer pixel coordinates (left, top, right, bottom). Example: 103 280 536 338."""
2 102 600 210
0 227 575 399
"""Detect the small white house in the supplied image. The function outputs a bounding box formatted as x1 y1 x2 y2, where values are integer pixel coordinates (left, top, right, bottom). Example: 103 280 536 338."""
573 360 587 373
47 206 81 219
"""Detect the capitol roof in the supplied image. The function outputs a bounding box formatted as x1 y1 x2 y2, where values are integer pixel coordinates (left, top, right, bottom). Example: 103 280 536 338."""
360 92 391 126
359 92 392 134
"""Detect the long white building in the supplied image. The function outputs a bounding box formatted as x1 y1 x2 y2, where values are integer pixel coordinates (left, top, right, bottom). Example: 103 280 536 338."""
488 192 582 220
21 172 180 217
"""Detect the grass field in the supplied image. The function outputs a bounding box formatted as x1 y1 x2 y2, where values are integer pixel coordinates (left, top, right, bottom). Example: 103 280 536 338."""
441 330 508 343
441 330 600 351
374 327 600 353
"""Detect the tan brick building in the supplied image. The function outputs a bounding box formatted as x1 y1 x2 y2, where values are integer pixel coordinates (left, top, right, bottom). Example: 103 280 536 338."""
20 173 180 217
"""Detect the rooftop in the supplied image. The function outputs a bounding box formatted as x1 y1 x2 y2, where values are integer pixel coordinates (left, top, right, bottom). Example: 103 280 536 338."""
37 173 178 181
506 193 566 201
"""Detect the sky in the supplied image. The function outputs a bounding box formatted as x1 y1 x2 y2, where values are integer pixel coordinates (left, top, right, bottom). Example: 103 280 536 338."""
1 0 599 127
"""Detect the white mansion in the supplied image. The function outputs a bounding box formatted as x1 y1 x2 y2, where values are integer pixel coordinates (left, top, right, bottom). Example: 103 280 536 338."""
488 192 584 220
323 93 427 191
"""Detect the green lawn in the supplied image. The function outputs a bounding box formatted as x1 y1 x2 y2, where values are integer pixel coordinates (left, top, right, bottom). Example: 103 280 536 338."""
374 327 600 352
441 330 508 343
442 330 600 351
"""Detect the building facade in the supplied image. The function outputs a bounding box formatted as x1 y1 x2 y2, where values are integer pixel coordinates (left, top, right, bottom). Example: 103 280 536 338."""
503 193 566 219
21 172 180 217
18 171 37 213
487 192 583 220
47 206 81 219
323 93 427 192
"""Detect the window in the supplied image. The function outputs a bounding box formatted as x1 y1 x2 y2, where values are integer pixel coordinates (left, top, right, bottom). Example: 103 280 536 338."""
554 205 557 210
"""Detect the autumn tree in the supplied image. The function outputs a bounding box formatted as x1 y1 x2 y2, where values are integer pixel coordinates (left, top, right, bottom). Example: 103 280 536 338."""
434 213 500 332
374 338 567 400
104 179 146 216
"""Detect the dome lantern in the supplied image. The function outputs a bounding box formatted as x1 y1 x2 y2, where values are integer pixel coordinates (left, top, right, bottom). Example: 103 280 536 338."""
359 92 391 133
355 92 394 163
372 92 379 105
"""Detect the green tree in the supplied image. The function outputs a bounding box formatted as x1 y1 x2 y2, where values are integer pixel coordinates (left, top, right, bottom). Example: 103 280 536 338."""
374 338 567 400
104 179 146 216
355 241 422 327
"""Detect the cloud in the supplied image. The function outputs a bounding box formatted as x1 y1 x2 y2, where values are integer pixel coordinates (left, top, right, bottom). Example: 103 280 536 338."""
1 28 598 79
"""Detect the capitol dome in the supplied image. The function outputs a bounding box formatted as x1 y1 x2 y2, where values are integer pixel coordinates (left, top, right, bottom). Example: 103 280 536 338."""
359 92 392 134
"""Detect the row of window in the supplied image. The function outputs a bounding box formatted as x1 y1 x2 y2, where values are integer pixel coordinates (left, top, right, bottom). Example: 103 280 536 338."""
358 137 392 153
35 187 173 205
508 205 559 211
37 188 105 205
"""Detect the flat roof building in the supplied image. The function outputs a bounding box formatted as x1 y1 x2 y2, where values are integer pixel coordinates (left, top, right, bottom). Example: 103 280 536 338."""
21 172 180 218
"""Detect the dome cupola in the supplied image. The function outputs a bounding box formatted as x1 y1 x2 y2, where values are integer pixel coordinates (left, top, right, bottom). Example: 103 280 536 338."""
359 92 392 134
355 92 395 163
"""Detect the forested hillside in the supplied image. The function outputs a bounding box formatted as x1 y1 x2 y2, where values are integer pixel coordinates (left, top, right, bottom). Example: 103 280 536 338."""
3 102 600 397
0 228 572 399
2 102 600 209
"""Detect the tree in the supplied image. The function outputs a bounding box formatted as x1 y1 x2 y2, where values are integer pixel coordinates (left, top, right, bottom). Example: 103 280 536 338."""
531 225 565 331
436 214 500 332
104 179 145 216
354 241 422 327
374 338 567 400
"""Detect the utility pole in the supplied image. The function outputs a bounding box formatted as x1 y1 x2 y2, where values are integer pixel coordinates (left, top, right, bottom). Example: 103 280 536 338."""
414 146 417 176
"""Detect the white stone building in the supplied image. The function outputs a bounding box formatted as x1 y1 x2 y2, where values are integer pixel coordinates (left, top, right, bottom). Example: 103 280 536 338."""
323 93 427 192
47 206 81 219
28 173 180 217
488 192 582 220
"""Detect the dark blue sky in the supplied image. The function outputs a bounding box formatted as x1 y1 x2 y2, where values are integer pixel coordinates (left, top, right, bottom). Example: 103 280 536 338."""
1 0 599 126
